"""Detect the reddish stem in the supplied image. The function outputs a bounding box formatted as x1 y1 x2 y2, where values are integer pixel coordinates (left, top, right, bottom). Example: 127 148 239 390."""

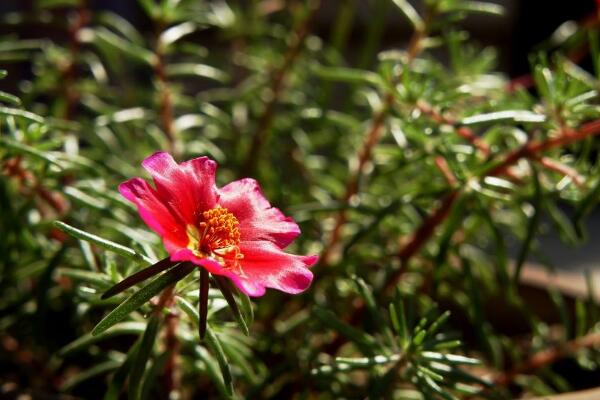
2 158 68 216
486 119 600 177
245 1 321 173
434 156 457 186
320 93 393 265
157 284 179 397
416 100 491 156
320 25 427 266
324 118 600 356
154 40 175 151
396 118 600 274
494 332 600 386
63 2 89 120
388 190 460 287
536 156 584 187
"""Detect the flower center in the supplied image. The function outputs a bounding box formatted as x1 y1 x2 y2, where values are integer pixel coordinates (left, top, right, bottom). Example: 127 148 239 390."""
186 206 243 266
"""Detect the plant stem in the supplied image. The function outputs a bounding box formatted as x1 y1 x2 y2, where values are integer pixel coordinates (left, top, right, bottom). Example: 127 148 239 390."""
63 0 89 120
199 268 209 340
416 100 491 156
434 156 458 186
153 21 176 153
320 19 428 267
395 118 600 273
157 284 179 397
244 0 321 174
325 118 600 357
535 155 584 187
493 332 600 386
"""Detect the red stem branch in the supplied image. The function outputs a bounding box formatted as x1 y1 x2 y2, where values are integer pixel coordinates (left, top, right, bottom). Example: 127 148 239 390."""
153 21 175 152
244 1 321 173
395 119 600 275
416 100 491 156
493 332 600 386
157 284 179 397
535 156 584 187
63 2 89 120
320 26 427 266
324 118 600 356
434 156 458 186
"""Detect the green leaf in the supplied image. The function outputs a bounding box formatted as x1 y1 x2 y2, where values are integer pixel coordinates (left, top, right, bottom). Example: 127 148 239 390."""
391 0 424 31
137 0 159 19
195 347 232 399
58 322 146 357
95 107 151 126
545 200 578 245
389 296 409 349
84 27 156 65
313 307 379 353
97 11 145 46
239 290 254 326
0 137 62 168
417 365 444 382
140 352 169 400
176 297 233 397
575 299 587 338
336 354 401 367
129 315 160 400
199 268 210 339
574 178 600 239
420 352 480 365
35 247 66 342
343 199 402 254
513 164 542 284
549 288 572 340
92 264 195 336
59 268 112 289
0 105 44 123
0 40 47 53
312 65 384 87
175 296 197 322
0 90 21 106
585 269 598 325
424 311 451 338
452 1 504 16
461 110 546 126
61 360 121 391
54 221 153 263
104 340 141 400
214 275 249 336
590 29 600 79
37 0 79 9
174 114 205 132
160 21 198 46
204 328 234 397
166 63 229 82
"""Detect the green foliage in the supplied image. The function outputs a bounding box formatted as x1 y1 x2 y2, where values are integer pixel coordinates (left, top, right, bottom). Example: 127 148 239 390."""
2 0 600 398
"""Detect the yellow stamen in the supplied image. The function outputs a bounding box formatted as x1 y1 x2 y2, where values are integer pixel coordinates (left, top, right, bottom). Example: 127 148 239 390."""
187 206 244 274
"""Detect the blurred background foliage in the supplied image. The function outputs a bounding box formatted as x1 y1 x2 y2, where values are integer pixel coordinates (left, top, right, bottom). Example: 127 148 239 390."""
1 0 600 399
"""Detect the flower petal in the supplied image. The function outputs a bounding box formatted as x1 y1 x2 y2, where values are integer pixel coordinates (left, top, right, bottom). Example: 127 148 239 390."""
142 152 218 225
170 249 224 274
119 177 187 253
170 249 255 294
219 178 301 248
226 241 316 297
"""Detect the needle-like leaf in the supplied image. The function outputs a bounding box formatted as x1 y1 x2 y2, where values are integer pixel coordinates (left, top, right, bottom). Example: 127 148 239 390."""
101 257 177 299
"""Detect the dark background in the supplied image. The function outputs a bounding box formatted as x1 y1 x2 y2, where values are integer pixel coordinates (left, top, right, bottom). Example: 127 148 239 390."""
0 0 597 77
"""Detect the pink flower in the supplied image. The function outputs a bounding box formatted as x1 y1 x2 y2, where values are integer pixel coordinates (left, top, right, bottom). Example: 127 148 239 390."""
119 152 316 297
